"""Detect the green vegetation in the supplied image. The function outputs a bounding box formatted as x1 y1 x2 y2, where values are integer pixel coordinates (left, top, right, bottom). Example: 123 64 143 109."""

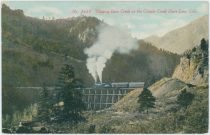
138 88 156 114
2 85 39 116
177 89 194 109
2 104 38 128
36 64 86 124
68 85 207 134
2 4 208 134
200 38 208 51
2 2 181 87
103 41 180 85
36 86 51 122
52 64 86 122
2 3 180 120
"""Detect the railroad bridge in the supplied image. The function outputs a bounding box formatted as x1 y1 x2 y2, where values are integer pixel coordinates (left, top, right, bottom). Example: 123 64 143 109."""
17 82 144 110
81 87 136 110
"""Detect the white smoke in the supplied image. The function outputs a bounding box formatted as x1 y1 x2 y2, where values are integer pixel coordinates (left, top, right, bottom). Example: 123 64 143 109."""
84 25 138 83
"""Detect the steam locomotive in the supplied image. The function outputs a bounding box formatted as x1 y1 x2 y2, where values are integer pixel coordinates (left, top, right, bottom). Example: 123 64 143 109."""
94 82 144 88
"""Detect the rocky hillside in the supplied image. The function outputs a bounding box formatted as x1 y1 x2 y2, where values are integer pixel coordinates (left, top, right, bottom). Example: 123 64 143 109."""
77 39 209 133
109 78 192 114
149 78 191 112
145 16 208 54
109 77 197 114
2 4 101 60
2 4 100 87
172 38 208 85
51 80 207 133
110 88 143 113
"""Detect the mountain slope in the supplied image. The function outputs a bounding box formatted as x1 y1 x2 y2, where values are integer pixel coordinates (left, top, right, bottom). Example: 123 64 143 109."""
74 40 209 134
2 4 208 133
145 16 208 54
2 4 101 60
2 4 180 87
103 41 180 84
2 4 180 116
2 4 101 87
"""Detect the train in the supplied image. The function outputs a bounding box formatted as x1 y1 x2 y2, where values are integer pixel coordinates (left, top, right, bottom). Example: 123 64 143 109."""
94 82 144 88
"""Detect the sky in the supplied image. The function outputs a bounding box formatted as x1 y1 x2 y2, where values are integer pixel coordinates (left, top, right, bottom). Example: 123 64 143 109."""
3 1 209 39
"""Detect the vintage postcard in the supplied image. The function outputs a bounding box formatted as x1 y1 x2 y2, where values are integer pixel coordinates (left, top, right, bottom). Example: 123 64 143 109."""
1 0 209 134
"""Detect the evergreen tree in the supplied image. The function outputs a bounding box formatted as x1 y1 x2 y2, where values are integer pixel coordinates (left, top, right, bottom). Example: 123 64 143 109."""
138 88 156 114
177 89 194 109
200 38 207 50
54 64 85 122
37 85 50 122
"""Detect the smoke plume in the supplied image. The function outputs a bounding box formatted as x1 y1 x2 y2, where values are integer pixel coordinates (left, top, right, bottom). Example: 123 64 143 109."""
84 25 138 83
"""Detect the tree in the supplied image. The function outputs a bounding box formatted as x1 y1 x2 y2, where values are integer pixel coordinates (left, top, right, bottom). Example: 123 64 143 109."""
138 88 156 114
53 64 85 122
177 89 194 110
36 85 50 122
200 38 207 50
192 47 196 52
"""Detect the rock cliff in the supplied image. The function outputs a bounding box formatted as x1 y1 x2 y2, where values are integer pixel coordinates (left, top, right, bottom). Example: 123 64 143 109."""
172 39 208 85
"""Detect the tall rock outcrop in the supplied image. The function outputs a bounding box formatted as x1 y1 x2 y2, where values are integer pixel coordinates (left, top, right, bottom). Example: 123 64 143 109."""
172 39 208 85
